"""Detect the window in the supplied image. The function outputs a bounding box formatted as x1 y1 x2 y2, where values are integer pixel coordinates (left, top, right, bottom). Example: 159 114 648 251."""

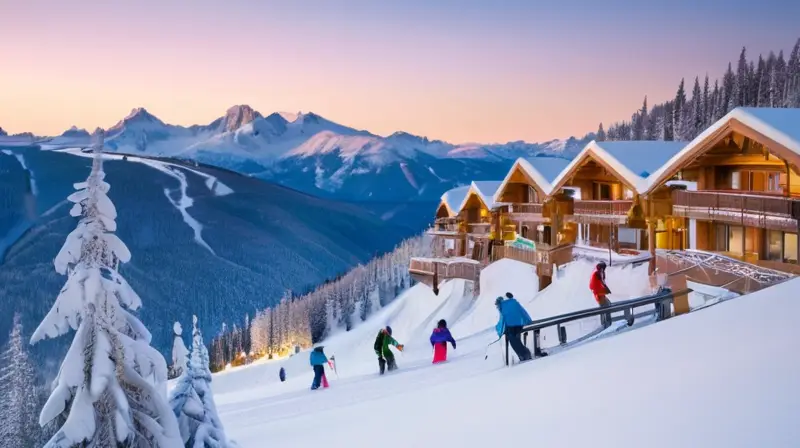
784 233 798 264
728 226 744 256
715 224 728 252
768 231 783 261
596 183 611 200
768 172 782 192
731 171 741 190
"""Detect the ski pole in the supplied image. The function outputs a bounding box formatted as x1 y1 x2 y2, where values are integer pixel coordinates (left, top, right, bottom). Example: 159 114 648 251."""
484 336 503 360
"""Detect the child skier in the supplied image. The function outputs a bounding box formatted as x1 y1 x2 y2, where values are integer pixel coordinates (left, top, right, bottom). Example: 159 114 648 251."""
309 346 328 390
374 326 404 375
430 319 456 364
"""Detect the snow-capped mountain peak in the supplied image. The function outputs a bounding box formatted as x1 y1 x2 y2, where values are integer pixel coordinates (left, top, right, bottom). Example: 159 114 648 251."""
61 126 90 138
220 105 263 132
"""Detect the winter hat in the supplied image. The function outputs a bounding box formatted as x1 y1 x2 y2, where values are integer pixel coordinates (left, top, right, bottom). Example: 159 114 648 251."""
437 319 447 328
505 292 514 299
597 261 607 270
385 326 393 335
495 297 504 307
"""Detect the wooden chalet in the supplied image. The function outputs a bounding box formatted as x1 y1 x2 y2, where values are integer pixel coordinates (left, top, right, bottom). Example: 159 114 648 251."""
547 140 685 254
643 107 800 270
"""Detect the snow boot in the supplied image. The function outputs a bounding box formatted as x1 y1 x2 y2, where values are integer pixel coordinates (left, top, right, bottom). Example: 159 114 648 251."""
379 357 386 375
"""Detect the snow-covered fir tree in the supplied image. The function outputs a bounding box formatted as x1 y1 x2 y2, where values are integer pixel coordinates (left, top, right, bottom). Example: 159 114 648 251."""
171 321 190 379
691 77 703 139
169 316 232 447
672 79 687 140
595 123 606 141
30 129 181 448
0 314 41 447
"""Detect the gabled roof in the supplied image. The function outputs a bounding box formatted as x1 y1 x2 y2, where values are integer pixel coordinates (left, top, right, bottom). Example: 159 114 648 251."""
494 156 571 201
550 140 685 194
645 107 800 193
458 181 503 212
439 185 470 216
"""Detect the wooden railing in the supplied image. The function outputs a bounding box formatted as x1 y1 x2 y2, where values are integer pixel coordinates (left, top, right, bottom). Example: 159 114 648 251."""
408 258 480 282
672 190 800 231
498 203 543 215
468 223 492 236
491 243 574 276
573 200 633 216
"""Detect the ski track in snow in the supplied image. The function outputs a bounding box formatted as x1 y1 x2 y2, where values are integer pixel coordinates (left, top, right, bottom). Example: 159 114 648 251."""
57 148 232 255
2 149 38 195
137 159 216 255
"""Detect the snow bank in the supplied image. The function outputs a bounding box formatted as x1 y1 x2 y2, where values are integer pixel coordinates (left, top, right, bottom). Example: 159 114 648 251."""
221 276 800 447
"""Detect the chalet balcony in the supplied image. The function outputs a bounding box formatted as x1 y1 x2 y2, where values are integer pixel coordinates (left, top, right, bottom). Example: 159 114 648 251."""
468 222 492 237
672 190 800 233
497 202 545 222
567 200 633 224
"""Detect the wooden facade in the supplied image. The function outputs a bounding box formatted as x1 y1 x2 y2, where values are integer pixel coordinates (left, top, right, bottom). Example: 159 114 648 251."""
644 116 800 270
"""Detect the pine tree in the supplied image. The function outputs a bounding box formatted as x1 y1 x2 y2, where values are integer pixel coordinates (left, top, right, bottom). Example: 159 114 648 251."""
673 79 687 140
0 314 41 447
662 101 674 141
171 321 189 379
595 123 606 141
169 316 232 447
787 38 800 107
756 55 768 106
702 75 710 126
691 77 703 139
711 80 722 121
30 129 181 448
771 50 787 107
733 46 748 107
787 39 800 106
747 60 757 106
722 62 736 113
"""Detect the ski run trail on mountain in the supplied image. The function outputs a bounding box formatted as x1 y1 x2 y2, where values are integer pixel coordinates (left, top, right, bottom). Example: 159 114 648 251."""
2 149 38 195
208 258 800 447
59 148 232 255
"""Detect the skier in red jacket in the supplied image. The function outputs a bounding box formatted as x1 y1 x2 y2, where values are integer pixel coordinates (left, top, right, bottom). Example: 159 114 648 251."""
589 261 612 328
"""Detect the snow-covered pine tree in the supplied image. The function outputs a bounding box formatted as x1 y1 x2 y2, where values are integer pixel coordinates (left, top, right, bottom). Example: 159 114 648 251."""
169 316 232 447
31 129 181 448
0 314 41 447
786 39 800 107
701 75 710 126
770 50 787 107
711 80 722 121
747 60 757 107
733 46 748 108
691 77 703 139
672 79 687 140
171 321 190 379
722 62 736 113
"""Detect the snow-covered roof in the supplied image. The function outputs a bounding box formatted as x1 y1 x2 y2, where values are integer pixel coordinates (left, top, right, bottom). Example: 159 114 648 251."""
645 107 800 193
439 185 470 216
550 140 685 194
459 181 503 211
494 156 572 201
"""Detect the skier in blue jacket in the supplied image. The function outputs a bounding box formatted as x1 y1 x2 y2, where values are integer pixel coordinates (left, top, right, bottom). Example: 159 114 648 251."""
495 293 534 362
309 346 328 390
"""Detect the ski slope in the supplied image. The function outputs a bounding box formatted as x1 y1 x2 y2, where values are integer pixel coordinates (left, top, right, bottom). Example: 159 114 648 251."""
209 258 798 446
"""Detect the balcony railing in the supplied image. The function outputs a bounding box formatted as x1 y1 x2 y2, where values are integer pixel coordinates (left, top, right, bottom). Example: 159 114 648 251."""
468 222 492 236
498 203 544 215
672 190 800 232
573 200 633 216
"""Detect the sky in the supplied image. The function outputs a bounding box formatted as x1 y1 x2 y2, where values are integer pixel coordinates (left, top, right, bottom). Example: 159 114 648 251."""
1 0 799 144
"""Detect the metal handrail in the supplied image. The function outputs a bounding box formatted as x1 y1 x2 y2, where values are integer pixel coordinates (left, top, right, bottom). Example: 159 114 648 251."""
503 287 691 366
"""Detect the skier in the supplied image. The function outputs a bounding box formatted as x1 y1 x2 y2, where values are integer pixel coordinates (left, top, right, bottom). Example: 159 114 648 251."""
504 292 546 357
309 346 328 390
430 319 456 364
589 261 613 327
374 326 404 374
495 295 533 362
279 367 286 382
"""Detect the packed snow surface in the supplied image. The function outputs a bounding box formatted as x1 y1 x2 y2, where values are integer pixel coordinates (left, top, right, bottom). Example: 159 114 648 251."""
204 259 798 447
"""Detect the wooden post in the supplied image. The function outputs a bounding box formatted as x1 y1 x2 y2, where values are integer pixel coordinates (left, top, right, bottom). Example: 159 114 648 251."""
647 219 656 274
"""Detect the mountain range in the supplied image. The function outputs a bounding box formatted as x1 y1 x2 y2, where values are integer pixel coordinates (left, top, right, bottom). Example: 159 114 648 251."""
0 145 417 367
3 105 590 204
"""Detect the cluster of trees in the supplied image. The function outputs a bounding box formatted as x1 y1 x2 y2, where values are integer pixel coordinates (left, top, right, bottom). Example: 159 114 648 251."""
598 38 800 143
207 235 430 372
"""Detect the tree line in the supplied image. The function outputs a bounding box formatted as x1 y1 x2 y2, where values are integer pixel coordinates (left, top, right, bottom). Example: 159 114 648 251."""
597 37 800 142
206 235 430 372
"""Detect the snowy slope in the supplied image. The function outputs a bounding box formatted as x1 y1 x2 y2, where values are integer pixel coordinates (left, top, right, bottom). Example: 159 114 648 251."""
212 261 800 447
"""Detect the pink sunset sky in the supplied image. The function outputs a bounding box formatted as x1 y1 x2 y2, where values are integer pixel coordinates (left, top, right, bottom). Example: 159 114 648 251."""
1 0 798 143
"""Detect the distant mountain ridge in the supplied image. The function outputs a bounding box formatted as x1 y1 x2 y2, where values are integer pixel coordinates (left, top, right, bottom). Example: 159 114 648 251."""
3 106 589 203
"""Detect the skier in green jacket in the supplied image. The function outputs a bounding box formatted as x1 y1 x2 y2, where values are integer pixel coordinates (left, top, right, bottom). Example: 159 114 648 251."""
374 326 404 375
